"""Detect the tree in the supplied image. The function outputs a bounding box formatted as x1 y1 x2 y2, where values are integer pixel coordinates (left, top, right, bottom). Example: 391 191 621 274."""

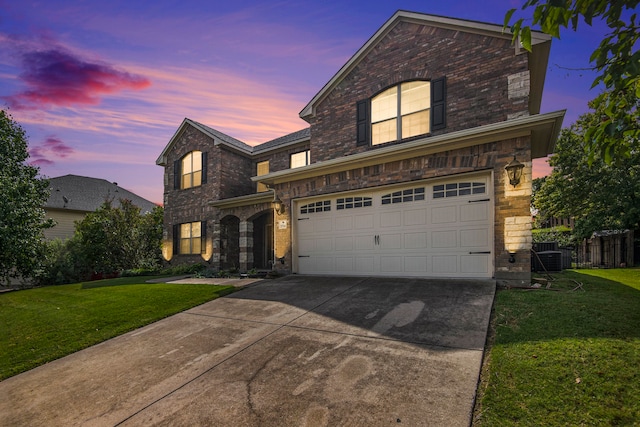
73 198 162 276
136 205 164 270
534 104 640 239
0 110 53 285
505 1 639 164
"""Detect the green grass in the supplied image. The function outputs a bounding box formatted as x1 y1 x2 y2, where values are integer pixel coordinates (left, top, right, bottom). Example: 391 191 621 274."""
0 277 235 380
475 268 640 426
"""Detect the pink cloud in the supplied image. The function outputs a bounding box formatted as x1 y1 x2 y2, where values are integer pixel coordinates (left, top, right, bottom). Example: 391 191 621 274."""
29 136 75 166
5 48 151 110
532 157 552 178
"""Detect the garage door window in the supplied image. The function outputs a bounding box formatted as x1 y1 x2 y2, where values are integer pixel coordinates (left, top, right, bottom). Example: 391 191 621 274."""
300 200 331 214
381 187 425 205
433 182 486 199
337 196 372 210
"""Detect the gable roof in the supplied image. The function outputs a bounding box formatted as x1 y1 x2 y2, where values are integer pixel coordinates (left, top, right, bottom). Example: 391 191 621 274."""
299 10 552 121
45 175 158 213
156 118 310 165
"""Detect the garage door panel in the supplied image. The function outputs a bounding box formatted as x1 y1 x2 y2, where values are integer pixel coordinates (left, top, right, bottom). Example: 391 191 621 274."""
298 238 316 253
404 208 427 226
355 236 375 250
380 256 403 272
354 214 375 229
355 256 375 273
315 257 334 272
432 230 457 248
460 228 489 247
432 255 458 273
316 238 333 252
315 218 333 233
460 255 489 274
335 257 354 272
335 236 353 251
297 219 313 234
405 232 427 249
380 211 402 228
460 203 489 222
380 233 402 250
431 206 457 224
335 216 353 231
404 256 428 272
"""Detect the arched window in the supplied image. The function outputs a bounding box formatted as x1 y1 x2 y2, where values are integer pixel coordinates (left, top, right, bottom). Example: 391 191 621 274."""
371 81 430 145
357 77 445 147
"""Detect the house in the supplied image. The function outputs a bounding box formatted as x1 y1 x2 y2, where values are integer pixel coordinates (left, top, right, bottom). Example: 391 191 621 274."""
157 10 565 283
44 174 158 240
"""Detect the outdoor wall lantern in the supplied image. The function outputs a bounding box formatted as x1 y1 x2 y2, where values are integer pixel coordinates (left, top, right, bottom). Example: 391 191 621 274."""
505 155 525 187
508 252 516 263
273 195 286 215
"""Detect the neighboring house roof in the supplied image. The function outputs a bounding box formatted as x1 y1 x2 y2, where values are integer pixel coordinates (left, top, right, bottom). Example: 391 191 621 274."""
45 175 158 213
299 10 551 121
156 118 310 165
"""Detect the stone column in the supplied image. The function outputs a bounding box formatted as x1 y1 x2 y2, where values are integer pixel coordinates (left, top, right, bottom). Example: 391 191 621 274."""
211 220 221 270
239 220 253 272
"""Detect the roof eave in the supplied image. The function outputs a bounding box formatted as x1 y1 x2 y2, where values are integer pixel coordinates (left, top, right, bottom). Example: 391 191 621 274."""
255 111 565 186
253 136 311 156
156 119 254 166
209 191 275 209
156 118 190 166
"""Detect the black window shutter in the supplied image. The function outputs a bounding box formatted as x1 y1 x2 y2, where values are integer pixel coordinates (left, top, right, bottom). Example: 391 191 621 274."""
173 224 179 255
356 99 370 146
174 160 181 190
431 77 447 131
201 152 208 184
201 220 207 254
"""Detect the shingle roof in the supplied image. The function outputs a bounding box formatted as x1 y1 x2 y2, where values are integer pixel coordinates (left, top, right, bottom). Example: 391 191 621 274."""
253 128 310 153
188 119 254 153
189 119 309 154
45 175 158 213
156 119 310 166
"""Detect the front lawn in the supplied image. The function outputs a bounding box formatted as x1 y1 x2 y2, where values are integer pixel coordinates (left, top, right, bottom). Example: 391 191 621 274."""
474 269 640 426
0 277 235 380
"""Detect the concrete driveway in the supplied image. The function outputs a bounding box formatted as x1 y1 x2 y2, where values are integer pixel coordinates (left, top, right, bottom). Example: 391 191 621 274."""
0 276 495 426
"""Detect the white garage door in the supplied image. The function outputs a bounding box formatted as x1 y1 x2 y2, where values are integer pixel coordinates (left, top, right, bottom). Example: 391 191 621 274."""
294 175 493 278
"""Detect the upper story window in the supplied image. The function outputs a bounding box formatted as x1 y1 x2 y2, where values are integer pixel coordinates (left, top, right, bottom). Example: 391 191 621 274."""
372 81 430 145
181 151 202 189
175 151 207 190
357 77 446 147
290 150 310 168
256 160 269 192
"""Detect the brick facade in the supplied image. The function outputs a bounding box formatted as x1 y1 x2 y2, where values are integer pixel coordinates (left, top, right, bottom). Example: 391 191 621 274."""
157 11 562 283
310 22 529 163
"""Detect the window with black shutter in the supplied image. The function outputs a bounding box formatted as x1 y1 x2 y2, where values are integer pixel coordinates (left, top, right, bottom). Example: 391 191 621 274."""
358 78 446 146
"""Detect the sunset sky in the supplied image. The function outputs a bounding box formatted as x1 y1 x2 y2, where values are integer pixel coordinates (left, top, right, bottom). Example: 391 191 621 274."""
0 1 616 204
